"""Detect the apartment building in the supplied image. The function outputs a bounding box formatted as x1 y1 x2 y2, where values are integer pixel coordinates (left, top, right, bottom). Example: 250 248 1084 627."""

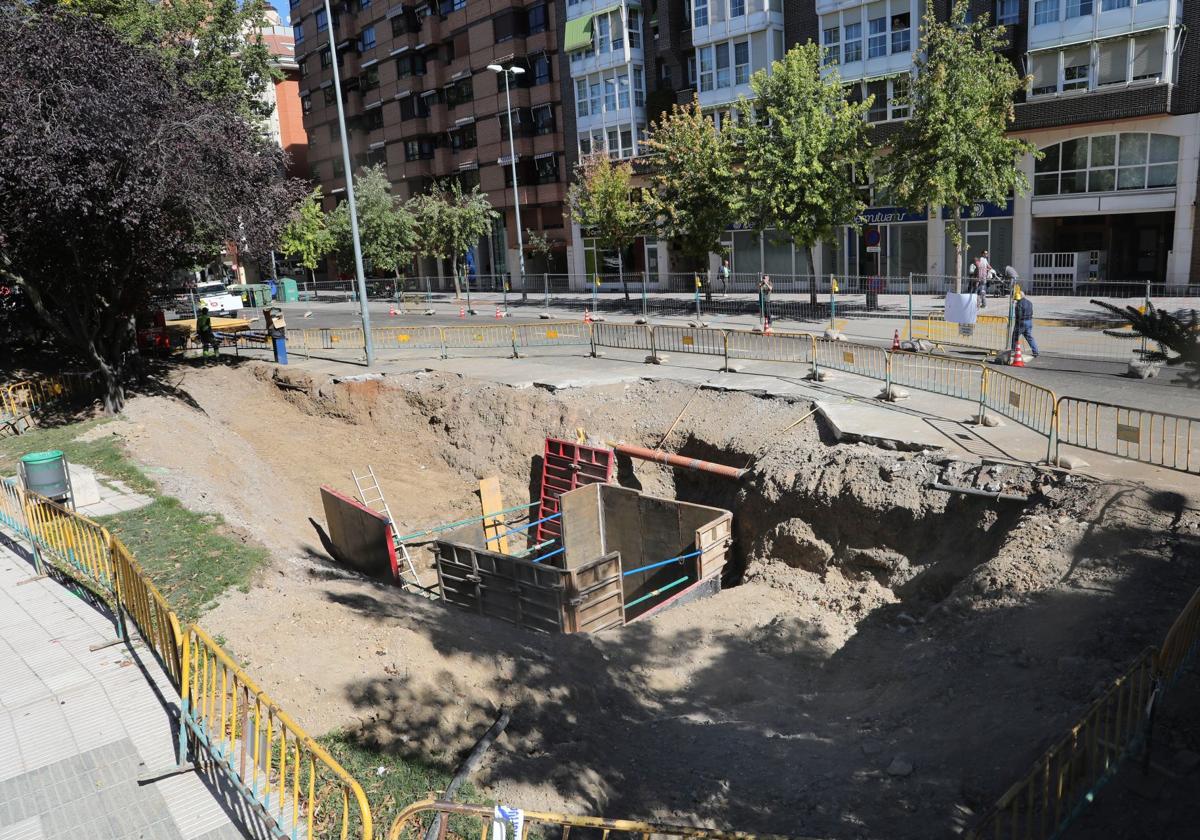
561 0 1198 288
292 0 570 282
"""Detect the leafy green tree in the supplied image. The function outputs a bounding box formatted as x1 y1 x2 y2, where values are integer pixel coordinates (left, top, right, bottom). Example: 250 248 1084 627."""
409 181 498 298
1094 301 1200 387
52 0 277 120
327 166 416 288
734 42 872 305
642 98 738 288
885 0 1036 290
567 153 646 301
278 188 333 291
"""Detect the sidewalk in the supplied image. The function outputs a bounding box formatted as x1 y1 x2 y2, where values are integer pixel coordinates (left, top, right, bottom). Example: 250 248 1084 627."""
0 538 255 840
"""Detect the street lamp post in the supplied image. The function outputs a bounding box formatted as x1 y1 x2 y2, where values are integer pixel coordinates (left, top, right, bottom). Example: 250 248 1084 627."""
324 0 374 365
488 63 527 312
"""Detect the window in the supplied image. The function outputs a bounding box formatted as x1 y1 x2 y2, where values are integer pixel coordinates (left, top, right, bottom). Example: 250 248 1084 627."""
533 104 555 135
1101 0 1130 9
363 107 384 131
617 73 630 107
1066 0 1092 17
301 94 312 114
532 53 551 85
405 137 435 160
597 14 610 52
890 10 910 53
1033 0 1058 25
995 0 1019 23
450 123 477 150
361 65 380 91
731 0 744 16
320 48 332 68
576 79 589 116
686 54 696 87
528 3 547 34
299 58 308 77
868 9 887 58
843 22 862 63
733 41 749 85
1030 51 1058 95
445 76 473 107
359 0 371 8
634 67 645 105
715 42 730 88
293 22 304 43
822 26 839 65
323 86 335 104
866 80 887 122
1132 31 1164 80
604 78 616 112
493 9 528 42
1033 133 1179 195
333 157 344 178
694 0 708 28
1062 45 1089 90
891 75 909 119
536 155 559 184
397 53 427 77
359 26 376 51
590 81 601 115
439 0 466 13
698 45 713 91
628 8 641 49
611 10 624 51
316 9 328 31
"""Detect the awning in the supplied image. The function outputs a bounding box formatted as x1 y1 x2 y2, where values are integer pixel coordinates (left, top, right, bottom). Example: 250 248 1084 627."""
564 6 620 52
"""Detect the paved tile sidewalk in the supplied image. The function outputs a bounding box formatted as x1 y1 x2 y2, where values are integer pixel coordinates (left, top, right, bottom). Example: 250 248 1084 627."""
0 538 258 840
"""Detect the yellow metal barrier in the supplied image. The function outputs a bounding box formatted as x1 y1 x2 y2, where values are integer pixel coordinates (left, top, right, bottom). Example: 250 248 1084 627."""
327 327 366 348
388 798 771 840
513 322 592 349
22 490 116 598
111 536 183 688
967 648 1157 840
814 339 888 381
889 352 985 402
371 326 444 351
725 329 815 365
918 313 1008 353
180 625 374 839
591 321 653 352
981 369 1058 437
1157 585 1200 689
653 325 726 358
1055 397 1199 475
0 477 29 536
441 324 515 350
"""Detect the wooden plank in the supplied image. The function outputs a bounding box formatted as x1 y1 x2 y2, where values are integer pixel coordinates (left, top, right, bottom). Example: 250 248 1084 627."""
479 476 509 554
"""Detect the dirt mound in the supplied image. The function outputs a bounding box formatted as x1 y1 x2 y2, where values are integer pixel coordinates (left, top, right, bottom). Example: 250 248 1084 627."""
108 363 1200 838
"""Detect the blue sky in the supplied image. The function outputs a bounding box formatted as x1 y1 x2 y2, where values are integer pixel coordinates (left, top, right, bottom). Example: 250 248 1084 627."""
271 1 292 25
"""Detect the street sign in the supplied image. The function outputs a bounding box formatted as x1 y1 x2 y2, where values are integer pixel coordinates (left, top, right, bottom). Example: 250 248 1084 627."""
865 227 881 254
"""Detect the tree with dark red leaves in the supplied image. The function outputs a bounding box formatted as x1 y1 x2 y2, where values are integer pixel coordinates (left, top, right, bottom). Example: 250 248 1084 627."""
0 7 302 411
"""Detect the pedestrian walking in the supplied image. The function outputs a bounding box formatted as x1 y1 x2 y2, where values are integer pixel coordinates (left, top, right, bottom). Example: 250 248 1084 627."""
196 306 218 359
758 274 773 327
1011 288 1039 358
719 259 731 297
974 250 992 308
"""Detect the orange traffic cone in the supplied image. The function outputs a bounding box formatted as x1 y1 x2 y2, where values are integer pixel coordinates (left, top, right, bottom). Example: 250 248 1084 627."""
1011 344 1025 367
892 329 901 351
494 305 503 319
389 306 399 317
458 305 465 319
583 309 592 324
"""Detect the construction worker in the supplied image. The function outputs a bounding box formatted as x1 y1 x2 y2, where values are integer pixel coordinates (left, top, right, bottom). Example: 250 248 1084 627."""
197 306 217 358
1011 288 1039 359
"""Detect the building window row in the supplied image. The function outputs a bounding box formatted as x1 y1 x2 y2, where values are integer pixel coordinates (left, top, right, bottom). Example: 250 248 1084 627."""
568 7 640 63
578 123 644 159
575 67 645 118
503 154 562 186
1033 132 1179 195
1033 0 1157 26
845 75 909 122
821 0 912 66
693 38 750 91
1029 30 1165 97
995 0 1019 23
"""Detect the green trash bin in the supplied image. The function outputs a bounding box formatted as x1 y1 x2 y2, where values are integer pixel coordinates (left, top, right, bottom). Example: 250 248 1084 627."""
247 284 271 307
20 450 70 500
278 277 299 302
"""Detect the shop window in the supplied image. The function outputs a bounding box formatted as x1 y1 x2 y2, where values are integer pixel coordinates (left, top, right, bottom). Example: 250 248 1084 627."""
528 3 547 34
1033 133 1179 196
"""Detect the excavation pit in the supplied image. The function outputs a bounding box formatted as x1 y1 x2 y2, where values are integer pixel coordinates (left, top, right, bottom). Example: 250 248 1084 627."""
432 483 732 633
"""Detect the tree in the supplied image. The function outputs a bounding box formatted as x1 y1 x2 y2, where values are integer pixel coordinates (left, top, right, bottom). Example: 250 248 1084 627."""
1094 301 1200 387
409 181 498 299
885 0 1036 291
326 166 416 289
734 42 873 306
279 188 333 290
642 98 739 286
567 153 646 301
53 0 277 120
0 8 301 411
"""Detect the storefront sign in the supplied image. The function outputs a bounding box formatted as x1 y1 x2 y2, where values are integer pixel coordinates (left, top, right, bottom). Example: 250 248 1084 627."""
858 207 928 225
943 200 1014 219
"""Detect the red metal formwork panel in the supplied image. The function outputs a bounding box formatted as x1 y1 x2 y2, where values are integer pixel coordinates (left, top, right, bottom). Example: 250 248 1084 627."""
536 438 614 549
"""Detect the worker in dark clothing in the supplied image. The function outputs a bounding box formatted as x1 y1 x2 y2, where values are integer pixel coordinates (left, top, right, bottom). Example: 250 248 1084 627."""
197 307 217 358
1011 289 1039 358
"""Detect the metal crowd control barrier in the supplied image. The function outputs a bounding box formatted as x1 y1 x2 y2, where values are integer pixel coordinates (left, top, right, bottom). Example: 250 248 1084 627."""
1156 585 1200 690
371 326 443 352
387 798 770 840
653 325 727 360
591 321 654 353
814 339 888 381
23 490 117 601
179 625 374 840
513 322 592 352
980 369 1058 437
725 329 815 367
889 352 985 403
967 648 1158 840
441 324 516 354
110 536 184 688
1054 397 1199 475
915 313 1008 354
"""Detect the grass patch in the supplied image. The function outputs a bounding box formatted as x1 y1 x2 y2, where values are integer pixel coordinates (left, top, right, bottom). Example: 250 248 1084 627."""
317 732 483 838
97 497 269 623
0 418 154 493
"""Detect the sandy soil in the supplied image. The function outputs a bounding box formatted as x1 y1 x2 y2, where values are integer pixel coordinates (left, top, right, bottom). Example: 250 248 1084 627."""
99 362 1200 839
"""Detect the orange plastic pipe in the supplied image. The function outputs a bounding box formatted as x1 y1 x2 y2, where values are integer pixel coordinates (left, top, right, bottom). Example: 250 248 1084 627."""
612 442 748 480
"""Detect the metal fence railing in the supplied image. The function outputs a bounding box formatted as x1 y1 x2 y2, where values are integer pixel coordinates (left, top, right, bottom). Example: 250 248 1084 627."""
980 369 1059 438
1054 397 1199 475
